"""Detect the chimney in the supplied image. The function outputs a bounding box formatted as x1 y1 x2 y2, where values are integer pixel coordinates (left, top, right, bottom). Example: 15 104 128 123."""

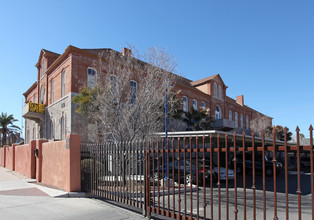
122 48 132 56
236 95 244 106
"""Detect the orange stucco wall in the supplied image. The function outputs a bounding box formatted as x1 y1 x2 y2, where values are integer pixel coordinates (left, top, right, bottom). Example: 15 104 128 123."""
41 140 67 189
39 134 81 192
5 145 15 170
0 135 81 192
14 141 36 178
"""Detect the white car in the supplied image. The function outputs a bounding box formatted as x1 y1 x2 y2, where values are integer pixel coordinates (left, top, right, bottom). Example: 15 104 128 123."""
214 167 235 180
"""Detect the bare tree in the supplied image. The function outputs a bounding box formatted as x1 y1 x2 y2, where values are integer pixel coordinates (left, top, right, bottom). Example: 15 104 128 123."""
74 47 180 186
250 113 272 138
74 47 179 143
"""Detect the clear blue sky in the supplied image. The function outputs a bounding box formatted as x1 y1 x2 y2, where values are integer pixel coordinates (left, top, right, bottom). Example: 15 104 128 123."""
0 0 313 138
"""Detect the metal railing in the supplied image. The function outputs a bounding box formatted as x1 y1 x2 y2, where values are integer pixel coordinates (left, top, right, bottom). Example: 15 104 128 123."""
81 126 314 220
81 141 145 212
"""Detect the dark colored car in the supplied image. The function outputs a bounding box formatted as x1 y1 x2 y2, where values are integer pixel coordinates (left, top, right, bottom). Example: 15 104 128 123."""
153 159 216 185
231 152 282 176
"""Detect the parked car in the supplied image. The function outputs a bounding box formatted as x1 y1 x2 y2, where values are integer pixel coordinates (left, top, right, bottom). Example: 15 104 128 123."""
204 160 235 181
153 159 217 185
300 157 311 171
231 152 282 176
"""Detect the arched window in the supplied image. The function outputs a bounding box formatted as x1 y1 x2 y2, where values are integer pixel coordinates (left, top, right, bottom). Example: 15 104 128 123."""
229 110 232 121
201 101 206 110
61 69 66 97
213 82 217 97
183 96 188 112
40 85 45 104
87 67 97 88
40 59 46 78
215 105 222 119
235 112 238 127
130 80 137 104
50 119 54 139
246 115 249 129
50 79 54 104
218 85 222 99
241 113 243 128
192 99 197 110
60 114 65 140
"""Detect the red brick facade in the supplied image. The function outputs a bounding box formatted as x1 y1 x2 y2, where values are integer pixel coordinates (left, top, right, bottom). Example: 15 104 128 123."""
23 45 272 141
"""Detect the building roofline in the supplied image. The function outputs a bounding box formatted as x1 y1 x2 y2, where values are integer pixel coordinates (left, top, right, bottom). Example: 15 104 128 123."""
23 81 37 97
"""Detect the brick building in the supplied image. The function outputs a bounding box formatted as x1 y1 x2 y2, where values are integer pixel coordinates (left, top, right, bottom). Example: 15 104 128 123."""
22 45 272 143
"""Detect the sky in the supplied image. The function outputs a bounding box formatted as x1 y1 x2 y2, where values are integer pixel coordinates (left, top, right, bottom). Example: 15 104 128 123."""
0 0 313 138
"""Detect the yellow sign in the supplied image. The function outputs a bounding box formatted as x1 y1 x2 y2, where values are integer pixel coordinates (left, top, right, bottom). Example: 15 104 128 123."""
29 102 45 114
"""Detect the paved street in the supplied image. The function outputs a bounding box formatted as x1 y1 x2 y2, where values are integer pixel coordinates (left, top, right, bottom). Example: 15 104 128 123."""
0 167 146 220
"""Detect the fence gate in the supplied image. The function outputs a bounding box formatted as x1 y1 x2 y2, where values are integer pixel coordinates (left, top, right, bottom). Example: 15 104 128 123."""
81 142 145 213
81 127 314 220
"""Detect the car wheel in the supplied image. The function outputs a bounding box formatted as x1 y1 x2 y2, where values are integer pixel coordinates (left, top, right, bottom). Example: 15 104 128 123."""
266 168 273 176
186 174 192 185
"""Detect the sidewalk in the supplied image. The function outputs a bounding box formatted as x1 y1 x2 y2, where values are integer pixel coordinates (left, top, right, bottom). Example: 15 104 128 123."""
0 167 147 220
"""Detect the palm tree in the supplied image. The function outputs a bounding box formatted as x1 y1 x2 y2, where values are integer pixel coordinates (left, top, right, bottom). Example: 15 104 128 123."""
0 112 20 146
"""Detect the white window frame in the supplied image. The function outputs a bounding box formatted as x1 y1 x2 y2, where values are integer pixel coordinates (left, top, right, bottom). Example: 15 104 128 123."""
40 85 45 104
61 69 66 97
130 80 137 104
229 110 232 121
192 99 197 110
87 67 97 88
235 112 238 127
201 101 206 110
215 105 222 119
183 96 188 112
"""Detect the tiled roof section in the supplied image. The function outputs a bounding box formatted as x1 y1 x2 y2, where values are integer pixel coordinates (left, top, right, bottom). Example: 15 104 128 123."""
82 48 111 56
42 49 60 57
191 74 219 86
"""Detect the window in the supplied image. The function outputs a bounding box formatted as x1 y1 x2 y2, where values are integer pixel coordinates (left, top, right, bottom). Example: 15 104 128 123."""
218 85 222 99
50 119 54 139
61 69 66 97
33 94 36 103
192 99 197 110
40 59 46 78
40 85 45 104
246 115 249 129
215 105 222 119
235 112 238 127
213 82 217 97
241 113 243 128
183 96 188 112
201 101 206 110
87 67 97 88
229 110 232 121
60 115 65 140
50 79 54 104
110 75 118 93
130 80 137 104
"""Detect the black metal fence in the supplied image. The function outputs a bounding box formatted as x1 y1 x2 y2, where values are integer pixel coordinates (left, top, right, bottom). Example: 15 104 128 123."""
81 126 314 220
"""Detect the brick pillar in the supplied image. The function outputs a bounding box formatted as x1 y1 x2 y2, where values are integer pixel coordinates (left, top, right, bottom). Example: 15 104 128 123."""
29 140 36 179
12 144 19 171
3 146 7 167
36 139 47 183
65 134 81 192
